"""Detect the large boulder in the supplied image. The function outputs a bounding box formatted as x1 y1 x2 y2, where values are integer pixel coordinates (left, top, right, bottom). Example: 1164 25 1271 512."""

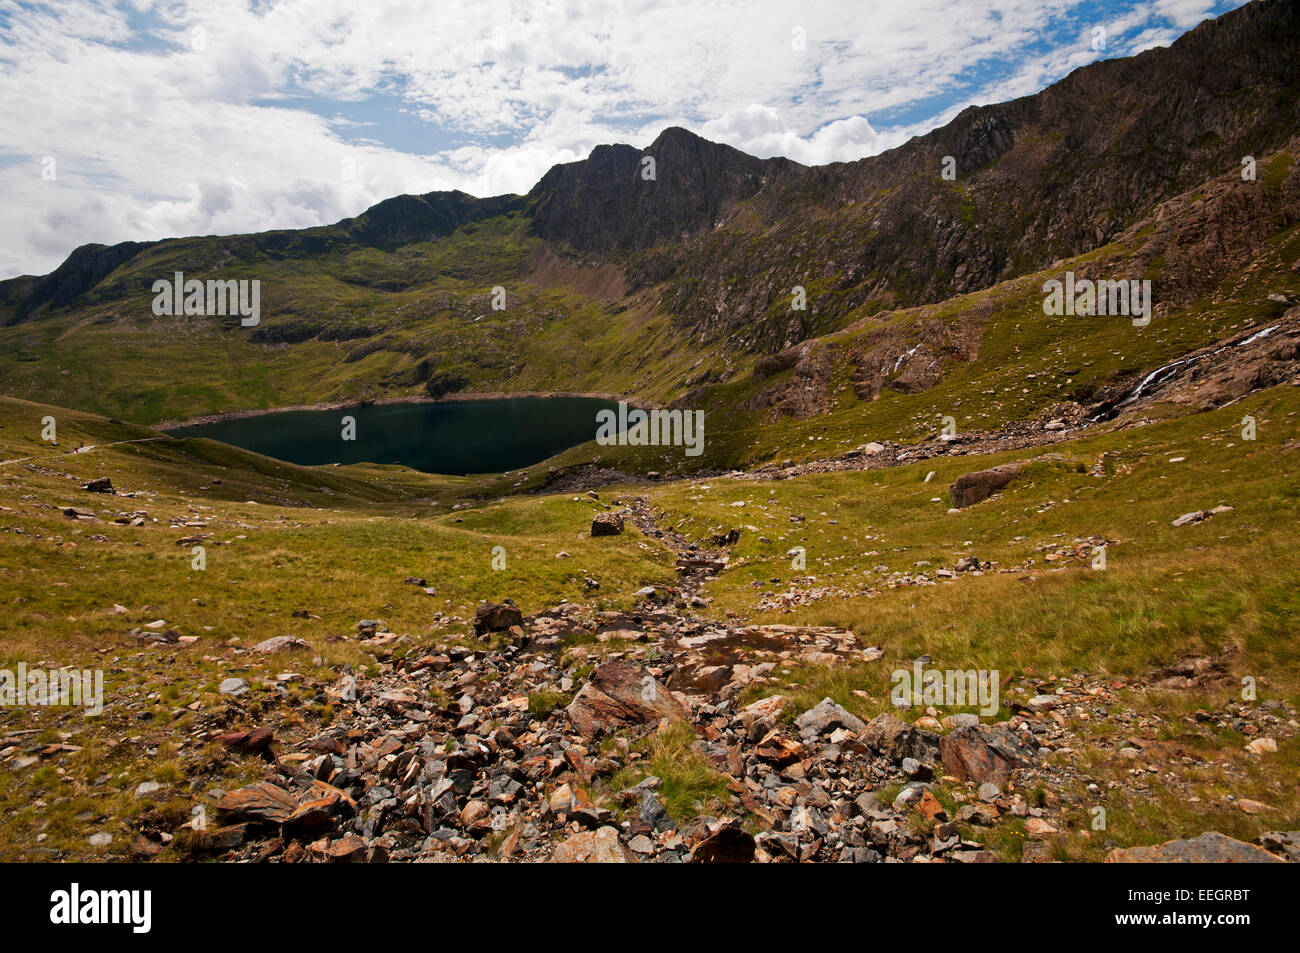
861 713 941 764
940 723 1035 787
215 782 299 824
639 791 676 832
795 697 867 737
590 511 625 536
252 636 310 654
551 825 638 863
949 464 1023 508
691 823 756 863
473 601 523 635
1259 831 1300 862
1105 831 1284 863
565 660 689 738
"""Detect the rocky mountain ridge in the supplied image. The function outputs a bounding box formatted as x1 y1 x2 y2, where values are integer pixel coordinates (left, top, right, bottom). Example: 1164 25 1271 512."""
5 0 1299 356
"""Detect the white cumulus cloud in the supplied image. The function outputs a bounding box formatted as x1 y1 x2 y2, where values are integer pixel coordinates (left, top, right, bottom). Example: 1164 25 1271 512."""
0 0 1250 278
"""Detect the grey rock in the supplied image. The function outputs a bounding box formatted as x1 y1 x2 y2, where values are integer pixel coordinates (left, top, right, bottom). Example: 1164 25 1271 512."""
862 713 941 765
639 791 676 832
795 697 867 736
1259 831 1300 862
891 782 931 812
253 636 310 653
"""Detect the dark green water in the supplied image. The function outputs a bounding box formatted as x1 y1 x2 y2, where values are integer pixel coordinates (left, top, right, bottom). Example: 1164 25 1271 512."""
171 397 617 475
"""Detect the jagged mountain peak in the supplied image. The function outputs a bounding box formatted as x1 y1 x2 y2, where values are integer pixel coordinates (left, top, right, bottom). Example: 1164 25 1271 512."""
2 0 1297 337
525 125 798 254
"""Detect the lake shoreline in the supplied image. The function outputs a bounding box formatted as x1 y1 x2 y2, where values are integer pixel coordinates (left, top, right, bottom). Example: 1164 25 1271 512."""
155 390 650 431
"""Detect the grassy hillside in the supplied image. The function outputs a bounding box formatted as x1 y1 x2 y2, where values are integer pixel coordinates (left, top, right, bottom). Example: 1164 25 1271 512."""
0 383 1296 860
3 143 1294 491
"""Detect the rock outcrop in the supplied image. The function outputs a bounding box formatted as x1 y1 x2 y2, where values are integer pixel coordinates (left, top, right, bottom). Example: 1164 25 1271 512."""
565 660 689 737
1105 831 1285 863
949 464 1024 508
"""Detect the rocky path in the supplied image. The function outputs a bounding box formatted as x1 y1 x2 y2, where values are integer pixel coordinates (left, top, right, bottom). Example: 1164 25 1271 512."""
0 436 169 470
137 600 1298 864
69 437 170 454
623 494 730 605
537 417 1092 495
96 466 1295 864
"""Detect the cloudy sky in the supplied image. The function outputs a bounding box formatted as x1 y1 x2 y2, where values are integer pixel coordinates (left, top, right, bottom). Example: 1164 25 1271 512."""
0 0 1247 278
